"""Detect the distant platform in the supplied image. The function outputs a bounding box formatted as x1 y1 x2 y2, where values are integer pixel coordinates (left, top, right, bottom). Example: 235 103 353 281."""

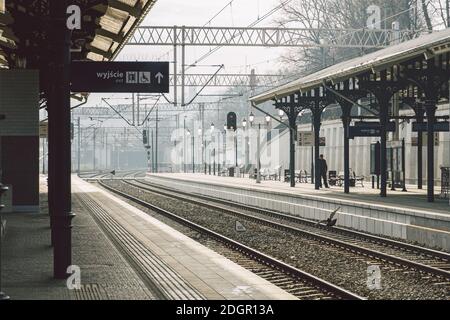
145 173 450 252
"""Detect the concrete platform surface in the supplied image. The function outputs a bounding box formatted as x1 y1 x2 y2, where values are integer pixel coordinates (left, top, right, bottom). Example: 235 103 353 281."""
72 176 297 300
1 176 154 300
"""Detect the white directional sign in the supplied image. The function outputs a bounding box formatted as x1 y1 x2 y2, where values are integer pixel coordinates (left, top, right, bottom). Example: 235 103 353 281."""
155 72 164 84
297 131 314 147
297 131 326 146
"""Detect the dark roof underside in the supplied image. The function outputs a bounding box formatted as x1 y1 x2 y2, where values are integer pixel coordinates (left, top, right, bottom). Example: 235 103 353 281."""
0 0 157 69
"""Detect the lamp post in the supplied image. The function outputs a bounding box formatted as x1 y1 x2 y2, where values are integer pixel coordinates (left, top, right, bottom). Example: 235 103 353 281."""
223 124 227 170
210 123 216 175
249 113 271 184
240 119 247 173
93 127 96 171
183 116 186 173
192 132 195 173
243 117 250 169
187 130 194 173
198 128 203 174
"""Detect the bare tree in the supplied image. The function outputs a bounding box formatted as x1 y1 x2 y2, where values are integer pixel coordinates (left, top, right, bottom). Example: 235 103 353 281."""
421 0 434 30
277 0 424 73
426 0 450 28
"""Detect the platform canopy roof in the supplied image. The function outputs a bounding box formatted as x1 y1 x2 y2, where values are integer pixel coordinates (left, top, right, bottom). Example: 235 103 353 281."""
0 0 157 69
250 28 450 105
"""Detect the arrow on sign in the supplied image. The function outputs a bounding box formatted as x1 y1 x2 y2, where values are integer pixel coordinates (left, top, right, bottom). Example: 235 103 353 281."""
155 72 164 84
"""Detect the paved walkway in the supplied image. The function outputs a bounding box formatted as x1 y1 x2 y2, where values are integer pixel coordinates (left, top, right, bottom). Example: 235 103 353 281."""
1 177 156 300
72 177 296 300
150 173 449 215
0 176 295 300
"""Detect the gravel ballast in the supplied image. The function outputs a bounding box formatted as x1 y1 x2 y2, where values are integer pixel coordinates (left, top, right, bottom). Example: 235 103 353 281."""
102 180 450 300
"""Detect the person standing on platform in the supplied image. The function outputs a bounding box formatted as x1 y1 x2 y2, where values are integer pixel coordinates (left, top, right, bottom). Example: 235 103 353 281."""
319 154 329 188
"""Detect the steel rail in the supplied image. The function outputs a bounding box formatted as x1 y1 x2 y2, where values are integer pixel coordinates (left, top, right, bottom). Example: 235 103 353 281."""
98 180 364 300
136 179 450 261
125 179 450 280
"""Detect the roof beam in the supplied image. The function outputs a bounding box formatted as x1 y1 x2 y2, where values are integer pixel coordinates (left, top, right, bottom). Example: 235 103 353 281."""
95 27 124 43
108 0 141 17
86 43 112 59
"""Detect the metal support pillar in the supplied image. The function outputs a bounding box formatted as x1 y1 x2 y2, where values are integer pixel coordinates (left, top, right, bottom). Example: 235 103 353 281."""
342 107 352 193
415 106 425 189
402 138 407 192
312 109 322 190
256 124 261 184
181 26 186 106
173 26 177 106
379 104 389 198
48 0 75 279
288 117 297 188
390 145 396 191
425 100 437 202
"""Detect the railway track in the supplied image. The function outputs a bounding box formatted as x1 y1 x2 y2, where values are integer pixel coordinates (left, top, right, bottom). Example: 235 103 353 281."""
126 178 450 280
97 180 364 300
80 170 145 180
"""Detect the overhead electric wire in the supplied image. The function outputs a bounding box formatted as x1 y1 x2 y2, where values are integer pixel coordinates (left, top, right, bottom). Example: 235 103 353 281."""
188 0 294 70
155 0 241 61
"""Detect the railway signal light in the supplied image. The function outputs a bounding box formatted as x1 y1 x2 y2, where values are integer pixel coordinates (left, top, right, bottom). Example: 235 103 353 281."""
142 130 149 146
227 112 236 131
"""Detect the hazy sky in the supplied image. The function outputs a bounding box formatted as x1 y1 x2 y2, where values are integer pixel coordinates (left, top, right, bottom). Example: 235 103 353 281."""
117 0 286 74
82 0 289 111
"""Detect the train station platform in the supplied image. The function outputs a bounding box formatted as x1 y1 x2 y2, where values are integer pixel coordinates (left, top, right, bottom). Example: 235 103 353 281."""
0 175 295 300
145 173 450 252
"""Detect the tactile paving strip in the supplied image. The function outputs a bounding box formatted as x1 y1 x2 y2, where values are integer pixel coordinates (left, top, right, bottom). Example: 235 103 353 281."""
76 193 205 300
75 284 109 300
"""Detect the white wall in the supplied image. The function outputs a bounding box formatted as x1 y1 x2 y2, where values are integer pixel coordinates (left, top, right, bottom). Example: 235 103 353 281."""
263 103 449 184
